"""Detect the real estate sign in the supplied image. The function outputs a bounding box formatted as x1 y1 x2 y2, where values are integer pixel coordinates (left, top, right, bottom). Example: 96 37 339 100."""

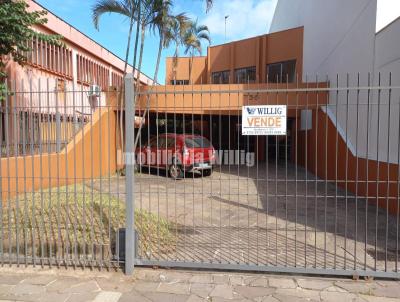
242 105 287 135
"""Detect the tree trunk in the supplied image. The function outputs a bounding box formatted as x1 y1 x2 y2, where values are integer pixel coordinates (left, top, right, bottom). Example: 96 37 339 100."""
118 15 134 168
132 0 141 81
136 22 146 91
189 52 194 84
133 36 162 149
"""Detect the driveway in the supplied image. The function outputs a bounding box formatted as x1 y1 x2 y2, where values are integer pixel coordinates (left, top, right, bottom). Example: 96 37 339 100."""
97 163 399 273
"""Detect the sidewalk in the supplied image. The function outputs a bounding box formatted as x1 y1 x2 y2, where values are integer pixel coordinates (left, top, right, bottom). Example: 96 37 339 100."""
0 266 398 302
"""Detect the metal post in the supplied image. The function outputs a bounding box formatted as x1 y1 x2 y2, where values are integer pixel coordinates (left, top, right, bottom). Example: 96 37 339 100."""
124 73 135 275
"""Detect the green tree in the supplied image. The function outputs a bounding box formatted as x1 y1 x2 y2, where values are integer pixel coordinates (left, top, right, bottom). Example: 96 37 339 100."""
92 0 137 75
183 19 210 84
0 0 61 100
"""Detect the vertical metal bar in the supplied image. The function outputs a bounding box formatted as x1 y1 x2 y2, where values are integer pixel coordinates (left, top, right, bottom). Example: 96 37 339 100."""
375 73 382 271
295 74 299 267
72 81 78 267
364 73 371 271
46 78 53 266
63 81 69 267
13 80 19 265
324 74 329 270
344 74 349 269
334 74 339 269
304 75 309 268
314 75 319 268
29 78 35 266
384 73 392 272
124 74 135 275
354 73 360 270
38 78 44 266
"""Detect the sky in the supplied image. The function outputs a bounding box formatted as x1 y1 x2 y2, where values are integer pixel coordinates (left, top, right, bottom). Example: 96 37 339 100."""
34 0 400 84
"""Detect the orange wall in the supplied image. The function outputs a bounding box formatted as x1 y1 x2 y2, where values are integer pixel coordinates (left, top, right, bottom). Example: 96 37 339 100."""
165 57 207 84
136 82 328 115
167 27 304 84
297 109 399 216
1 107 117 201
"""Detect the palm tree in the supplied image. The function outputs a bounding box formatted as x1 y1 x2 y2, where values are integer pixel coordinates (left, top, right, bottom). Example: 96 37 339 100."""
92 0 139 169
133 10 191 148
183 19 210 84
92 0 137 74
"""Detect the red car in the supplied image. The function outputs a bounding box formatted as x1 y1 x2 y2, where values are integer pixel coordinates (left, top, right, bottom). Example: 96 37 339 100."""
136 134 215 179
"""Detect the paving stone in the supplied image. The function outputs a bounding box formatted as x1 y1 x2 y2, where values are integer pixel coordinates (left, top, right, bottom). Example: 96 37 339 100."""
230 276 245 286
324 285 349 292
210 284 236 299
275 288 321 300
268 278 297 289
45 277 83 292
189 274 213 284
60 280 100 294
38 291 70 302
118 289 152 302
335 281 378 295
186 294 205 302
134 270 161 282
21 275 57 286
190 283 214 298
95 278 135 293
360 294 400 302
132 281 160 293
273 293 319 302
0 274 25 285
157 282 190 295
92 291 122 302
142 292 189 302
160 272 193 283
10 283 45 296
297 278 333 290
65 291 98 302
212 274 230 284
0 285 14 295
249 278 269 288
372 285 400 299
320 291 363 302
254 296 280 302
234 285 276 299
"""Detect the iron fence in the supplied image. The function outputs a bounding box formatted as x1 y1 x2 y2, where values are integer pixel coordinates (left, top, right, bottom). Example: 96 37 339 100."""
0 74 400 279
127 73 400 278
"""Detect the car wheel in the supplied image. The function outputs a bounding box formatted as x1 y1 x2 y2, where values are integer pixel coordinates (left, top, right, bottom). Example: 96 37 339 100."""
202 168 212 177
169 159 183 179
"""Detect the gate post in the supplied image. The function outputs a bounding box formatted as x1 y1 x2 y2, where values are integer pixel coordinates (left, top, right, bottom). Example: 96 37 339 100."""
124 73 135 275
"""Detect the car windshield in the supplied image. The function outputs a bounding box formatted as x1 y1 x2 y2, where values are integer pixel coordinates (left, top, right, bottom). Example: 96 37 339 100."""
184 137 211 148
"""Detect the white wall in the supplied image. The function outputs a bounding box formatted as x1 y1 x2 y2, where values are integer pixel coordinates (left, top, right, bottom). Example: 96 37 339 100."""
270 0 400 164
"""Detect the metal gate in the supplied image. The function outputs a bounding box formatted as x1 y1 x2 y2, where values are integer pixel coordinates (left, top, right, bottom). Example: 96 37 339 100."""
1 73 399 279
126 73 400 278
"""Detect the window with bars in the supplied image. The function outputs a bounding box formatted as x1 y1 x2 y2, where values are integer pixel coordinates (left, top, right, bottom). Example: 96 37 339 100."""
234 66 256 84
212 70 230 84
25 37 73 78
76 55 111 90
266 60 296 83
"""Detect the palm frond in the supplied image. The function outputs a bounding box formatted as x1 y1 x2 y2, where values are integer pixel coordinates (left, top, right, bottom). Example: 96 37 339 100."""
92 0 134 30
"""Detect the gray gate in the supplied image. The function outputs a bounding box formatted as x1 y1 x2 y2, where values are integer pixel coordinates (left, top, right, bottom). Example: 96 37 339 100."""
125 73 400 279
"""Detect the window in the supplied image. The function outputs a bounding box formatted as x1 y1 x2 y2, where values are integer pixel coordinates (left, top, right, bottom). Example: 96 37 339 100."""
184 137 211 148
266 60 296 83
212 70 230 84
234 66 256 84
170 79 189 85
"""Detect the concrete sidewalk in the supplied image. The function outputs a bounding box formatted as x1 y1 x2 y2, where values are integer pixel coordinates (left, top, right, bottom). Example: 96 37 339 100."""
0 267 398 302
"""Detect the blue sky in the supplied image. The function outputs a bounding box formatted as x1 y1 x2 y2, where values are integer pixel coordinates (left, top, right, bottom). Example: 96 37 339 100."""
35 0 278 84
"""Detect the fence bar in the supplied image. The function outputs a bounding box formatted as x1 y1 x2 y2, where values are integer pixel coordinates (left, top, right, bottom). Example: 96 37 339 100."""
124 74 135 275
